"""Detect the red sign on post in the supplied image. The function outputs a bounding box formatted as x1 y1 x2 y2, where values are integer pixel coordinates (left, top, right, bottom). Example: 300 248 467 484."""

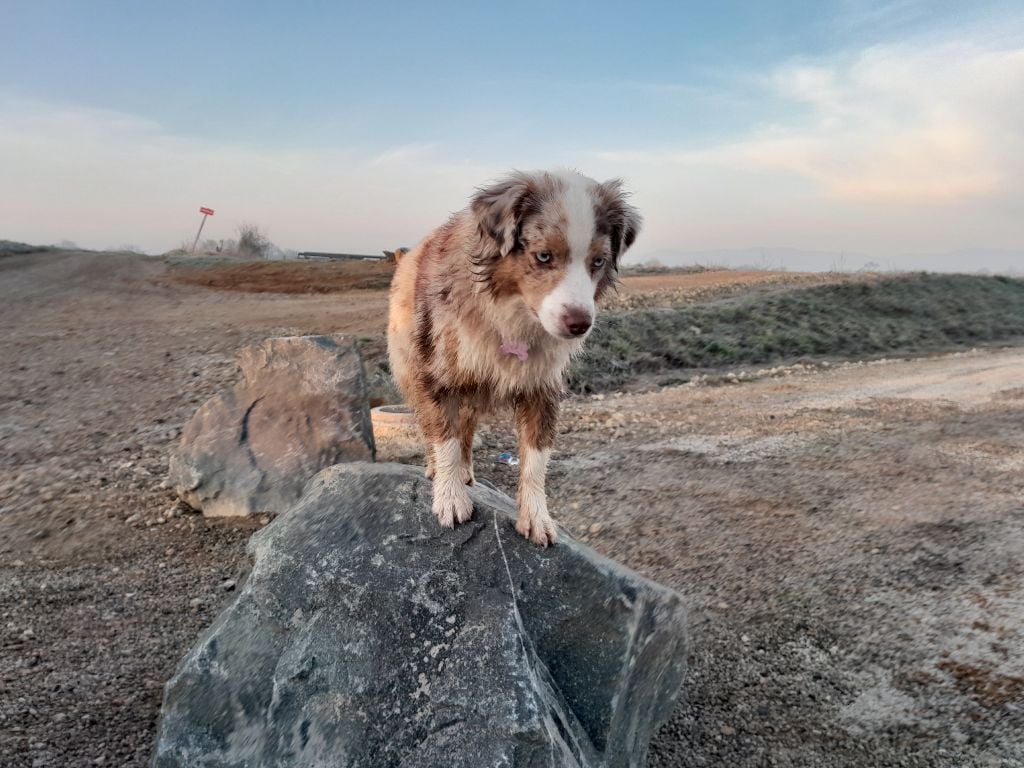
191 206 216 254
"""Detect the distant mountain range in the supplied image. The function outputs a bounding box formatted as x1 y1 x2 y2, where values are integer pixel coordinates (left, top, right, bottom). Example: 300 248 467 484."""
629 247 1023 275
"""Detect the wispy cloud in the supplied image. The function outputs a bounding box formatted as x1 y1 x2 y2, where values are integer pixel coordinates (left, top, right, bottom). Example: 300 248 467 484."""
583 28 1024 264
764 41 1022 202
600 38 1024 205
831 0 940 36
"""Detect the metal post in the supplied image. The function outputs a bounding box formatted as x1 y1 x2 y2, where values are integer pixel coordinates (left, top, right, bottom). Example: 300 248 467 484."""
191 213 209 255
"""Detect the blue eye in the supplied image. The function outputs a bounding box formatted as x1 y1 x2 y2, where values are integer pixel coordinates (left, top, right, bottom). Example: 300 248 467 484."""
593 257 606 268
536 252 552 263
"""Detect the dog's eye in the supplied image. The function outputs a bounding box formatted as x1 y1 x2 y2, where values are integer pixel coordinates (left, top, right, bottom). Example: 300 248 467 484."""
536 251 552 264
593 257 606 268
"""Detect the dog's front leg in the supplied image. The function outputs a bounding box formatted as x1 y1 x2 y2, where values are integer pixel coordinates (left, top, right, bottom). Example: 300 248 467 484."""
514 394 559 546
420 395 474 528
458 405 478 486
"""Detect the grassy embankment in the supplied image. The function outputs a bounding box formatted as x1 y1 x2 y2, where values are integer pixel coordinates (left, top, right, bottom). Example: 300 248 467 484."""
569 274 1024 392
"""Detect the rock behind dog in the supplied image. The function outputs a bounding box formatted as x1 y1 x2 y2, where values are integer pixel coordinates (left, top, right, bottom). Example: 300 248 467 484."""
168 335 375 517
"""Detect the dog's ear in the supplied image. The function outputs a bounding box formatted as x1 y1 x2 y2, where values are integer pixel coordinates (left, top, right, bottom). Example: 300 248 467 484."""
594 179 642 267
470 173 538 259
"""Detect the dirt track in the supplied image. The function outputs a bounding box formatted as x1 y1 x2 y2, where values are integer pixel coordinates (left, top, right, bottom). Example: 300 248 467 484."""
547 352 1024 766
1 251 1022 766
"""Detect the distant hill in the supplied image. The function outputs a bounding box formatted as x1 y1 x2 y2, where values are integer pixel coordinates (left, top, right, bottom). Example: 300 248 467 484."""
0 240 56 257
631 247 1024 275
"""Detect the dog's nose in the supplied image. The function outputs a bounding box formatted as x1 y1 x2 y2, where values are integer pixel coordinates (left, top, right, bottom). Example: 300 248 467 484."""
561 307 593 337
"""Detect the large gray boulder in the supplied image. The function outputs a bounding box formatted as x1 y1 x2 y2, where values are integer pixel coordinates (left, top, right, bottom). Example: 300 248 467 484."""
153 463 687 767
169 335 375 517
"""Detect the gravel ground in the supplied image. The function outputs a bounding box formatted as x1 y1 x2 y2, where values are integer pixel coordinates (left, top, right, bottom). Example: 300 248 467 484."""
1 251 1022 767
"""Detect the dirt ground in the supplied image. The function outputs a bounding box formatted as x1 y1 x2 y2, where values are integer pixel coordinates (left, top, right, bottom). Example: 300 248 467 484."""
1 251 1022 767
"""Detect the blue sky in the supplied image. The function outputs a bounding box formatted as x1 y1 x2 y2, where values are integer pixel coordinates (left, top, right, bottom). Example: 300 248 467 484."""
2 1 1023 270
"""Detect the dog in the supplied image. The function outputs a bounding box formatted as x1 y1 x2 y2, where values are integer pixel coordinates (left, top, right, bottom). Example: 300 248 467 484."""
387 169 641 545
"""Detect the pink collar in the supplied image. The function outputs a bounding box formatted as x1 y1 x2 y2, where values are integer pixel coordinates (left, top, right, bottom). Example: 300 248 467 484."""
500 341 529 362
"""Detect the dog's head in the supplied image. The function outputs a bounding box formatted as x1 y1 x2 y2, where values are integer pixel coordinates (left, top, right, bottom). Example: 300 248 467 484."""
470 170 641 340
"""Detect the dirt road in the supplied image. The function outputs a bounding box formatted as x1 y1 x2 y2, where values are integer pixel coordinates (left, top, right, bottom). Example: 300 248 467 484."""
1 251 1022 766
604 268 856 310
542 351 1024 766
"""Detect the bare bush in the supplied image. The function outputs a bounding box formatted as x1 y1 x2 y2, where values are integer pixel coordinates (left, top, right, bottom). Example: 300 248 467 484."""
177 224 279 260
236 223 272 260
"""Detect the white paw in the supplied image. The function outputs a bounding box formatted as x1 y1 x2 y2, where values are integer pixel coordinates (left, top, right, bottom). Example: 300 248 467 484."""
515 508 558 547
432 480 473 528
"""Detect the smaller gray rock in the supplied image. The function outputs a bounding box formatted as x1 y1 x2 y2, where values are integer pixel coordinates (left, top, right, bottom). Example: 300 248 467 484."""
168 335 374 517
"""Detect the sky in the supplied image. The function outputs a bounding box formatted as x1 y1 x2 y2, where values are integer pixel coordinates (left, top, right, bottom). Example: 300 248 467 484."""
1 0 1022 272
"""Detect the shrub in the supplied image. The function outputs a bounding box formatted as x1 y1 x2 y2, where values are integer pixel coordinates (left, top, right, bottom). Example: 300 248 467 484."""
236 223 272 260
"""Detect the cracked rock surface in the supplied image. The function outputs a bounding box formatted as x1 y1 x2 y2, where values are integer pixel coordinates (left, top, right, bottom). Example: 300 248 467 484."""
168 335 375 517
152 462 688 767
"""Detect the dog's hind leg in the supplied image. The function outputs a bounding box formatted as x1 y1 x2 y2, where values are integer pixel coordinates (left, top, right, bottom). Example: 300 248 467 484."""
513 393 559 546
420 396 474 527
458 406 478 486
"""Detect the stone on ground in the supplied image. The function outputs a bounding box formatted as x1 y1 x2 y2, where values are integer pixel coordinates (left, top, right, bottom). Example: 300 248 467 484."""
168 335 374 517
153 463 687 767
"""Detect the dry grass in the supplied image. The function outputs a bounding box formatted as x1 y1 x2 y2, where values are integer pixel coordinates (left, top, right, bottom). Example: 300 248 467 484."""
166 259 395 294
167 260 841 302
